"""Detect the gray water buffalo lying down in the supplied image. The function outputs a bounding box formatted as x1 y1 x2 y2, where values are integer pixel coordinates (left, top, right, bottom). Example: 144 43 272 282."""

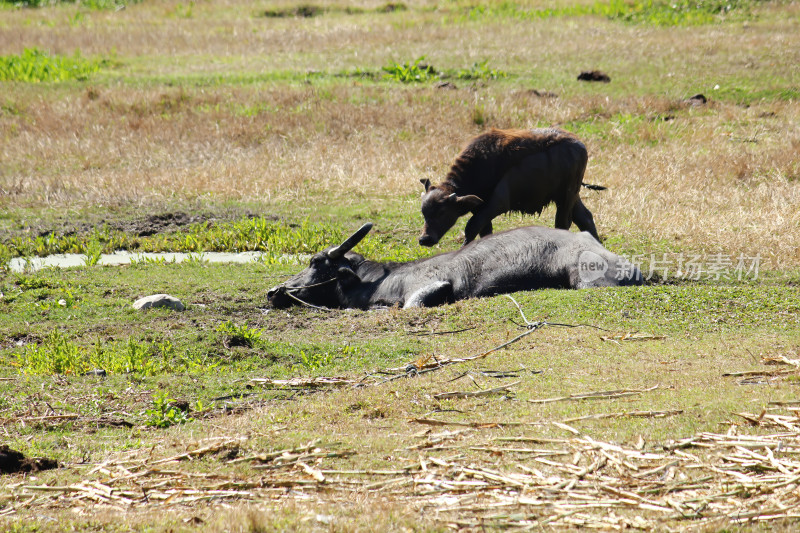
419 127 602 247
267 223 641 310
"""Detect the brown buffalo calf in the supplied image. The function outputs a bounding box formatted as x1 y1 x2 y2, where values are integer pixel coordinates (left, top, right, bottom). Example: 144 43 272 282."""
419 128 601 246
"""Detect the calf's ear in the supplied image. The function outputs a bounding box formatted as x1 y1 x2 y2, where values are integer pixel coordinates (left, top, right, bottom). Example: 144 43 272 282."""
456 195 484 210
337 267 361 288
420 178 432 192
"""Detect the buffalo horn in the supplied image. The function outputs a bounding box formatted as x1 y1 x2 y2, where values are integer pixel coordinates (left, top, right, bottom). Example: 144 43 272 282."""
327 222 373 259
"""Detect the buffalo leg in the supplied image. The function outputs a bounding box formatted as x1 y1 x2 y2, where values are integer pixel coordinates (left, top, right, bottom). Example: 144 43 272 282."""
464 214 492 245
464 190 508 245
572 198 600 241
554 196 578 232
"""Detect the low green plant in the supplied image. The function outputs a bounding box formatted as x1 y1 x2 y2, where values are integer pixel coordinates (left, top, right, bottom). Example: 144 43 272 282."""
15 330 84 375
82 239 103 267
4 217 429 266
299 350 335 370
456 60 506 81
35 287 79 310
0 245 12 273
129 255 173 266
472 105 488 126
217 321 263 348
184 252 208 265
0 48 105 83
169 1 194 18
382 56 437 83
14 331 192 376
145 392 193 428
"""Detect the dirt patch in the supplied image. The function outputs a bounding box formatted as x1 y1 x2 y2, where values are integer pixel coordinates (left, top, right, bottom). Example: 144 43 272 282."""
0 333 37 350
0 445 58 475
683 93 708 107
3 208 274 242
577 70 611 83
528 89 558 98
115 212 213 237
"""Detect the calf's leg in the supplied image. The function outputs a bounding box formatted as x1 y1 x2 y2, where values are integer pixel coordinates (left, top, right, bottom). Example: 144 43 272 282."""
554 195 578 231
572 198 600 241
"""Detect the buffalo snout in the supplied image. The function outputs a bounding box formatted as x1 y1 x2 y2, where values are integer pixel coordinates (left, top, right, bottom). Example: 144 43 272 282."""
419 233 439 247
267 285 290 308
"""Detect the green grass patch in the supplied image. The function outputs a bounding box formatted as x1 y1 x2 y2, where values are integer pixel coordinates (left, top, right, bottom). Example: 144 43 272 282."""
14 330 209 376
464 0 773 26
713 86 800 105
0 48 105 83
456 59 507 81
217 320 263 348
145 392 194 428
382 56 438 84
381 56 507 84
1 217 432 264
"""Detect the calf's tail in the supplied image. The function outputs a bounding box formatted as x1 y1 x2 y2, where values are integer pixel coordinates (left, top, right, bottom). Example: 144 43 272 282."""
581 183 608 191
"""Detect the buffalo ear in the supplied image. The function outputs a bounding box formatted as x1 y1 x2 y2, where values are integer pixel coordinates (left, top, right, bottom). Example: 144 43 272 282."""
337 267 361 288
420 178 432 192
456 194 483 210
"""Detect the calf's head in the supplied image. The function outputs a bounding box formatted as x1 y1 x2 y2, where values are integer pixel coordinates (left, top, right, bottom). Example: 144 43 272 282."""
419 179 483 246
267 223 372 309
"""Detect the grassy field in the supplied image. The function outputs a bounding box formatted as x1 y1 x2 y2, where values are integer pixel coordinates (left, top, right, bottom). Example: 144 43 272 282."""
1 0 800 531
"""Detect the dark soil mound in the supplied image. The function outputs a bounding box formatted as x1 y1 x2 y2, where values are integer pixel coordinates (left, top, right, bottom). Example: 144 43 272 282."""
577 70 611 83
0 445 58 475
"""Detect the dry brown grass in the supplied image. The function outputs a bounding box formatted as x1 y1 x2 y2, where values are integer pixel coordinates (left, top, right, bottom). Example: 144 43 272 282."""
3 82 799 264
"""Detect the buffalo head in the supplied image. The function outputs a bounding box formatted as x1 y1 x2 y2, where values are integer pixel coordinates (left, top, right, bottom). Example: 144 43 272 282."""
418 178 483 247
267 223 373 309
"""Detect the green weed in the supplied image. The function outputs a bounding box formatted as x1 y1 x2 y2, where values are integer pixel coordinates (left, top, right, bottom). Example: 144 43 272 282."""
299 350 335 371
14 331 204 376
129 255 174 266
456 60 507 81
3 217 430 264
217 321 262 348
169 1 194 19
0 245 11 273
382 56 437 84
145 392 193 428
14 274 63 291
15 330 84 375
82 239 103 267
0 48 105 83
472 105 488 126
184 252 208 265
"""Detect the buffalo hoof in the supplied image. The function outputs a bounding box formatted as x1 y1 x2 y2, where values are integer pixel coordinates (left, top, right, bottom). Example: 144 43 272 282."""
419 235 437 247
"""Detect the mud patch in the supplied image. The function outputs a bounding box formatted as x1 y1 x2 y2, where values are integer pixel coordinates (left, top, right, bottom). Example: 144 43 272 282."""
3 207 272 242
112 210 275 237
116 212 214 237
577 70 611 83
0 445 58 475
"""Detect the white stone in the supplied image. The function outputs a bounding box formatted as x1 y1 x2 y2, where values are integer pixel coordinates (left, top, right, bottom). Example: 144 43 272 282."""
133 294 185 311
